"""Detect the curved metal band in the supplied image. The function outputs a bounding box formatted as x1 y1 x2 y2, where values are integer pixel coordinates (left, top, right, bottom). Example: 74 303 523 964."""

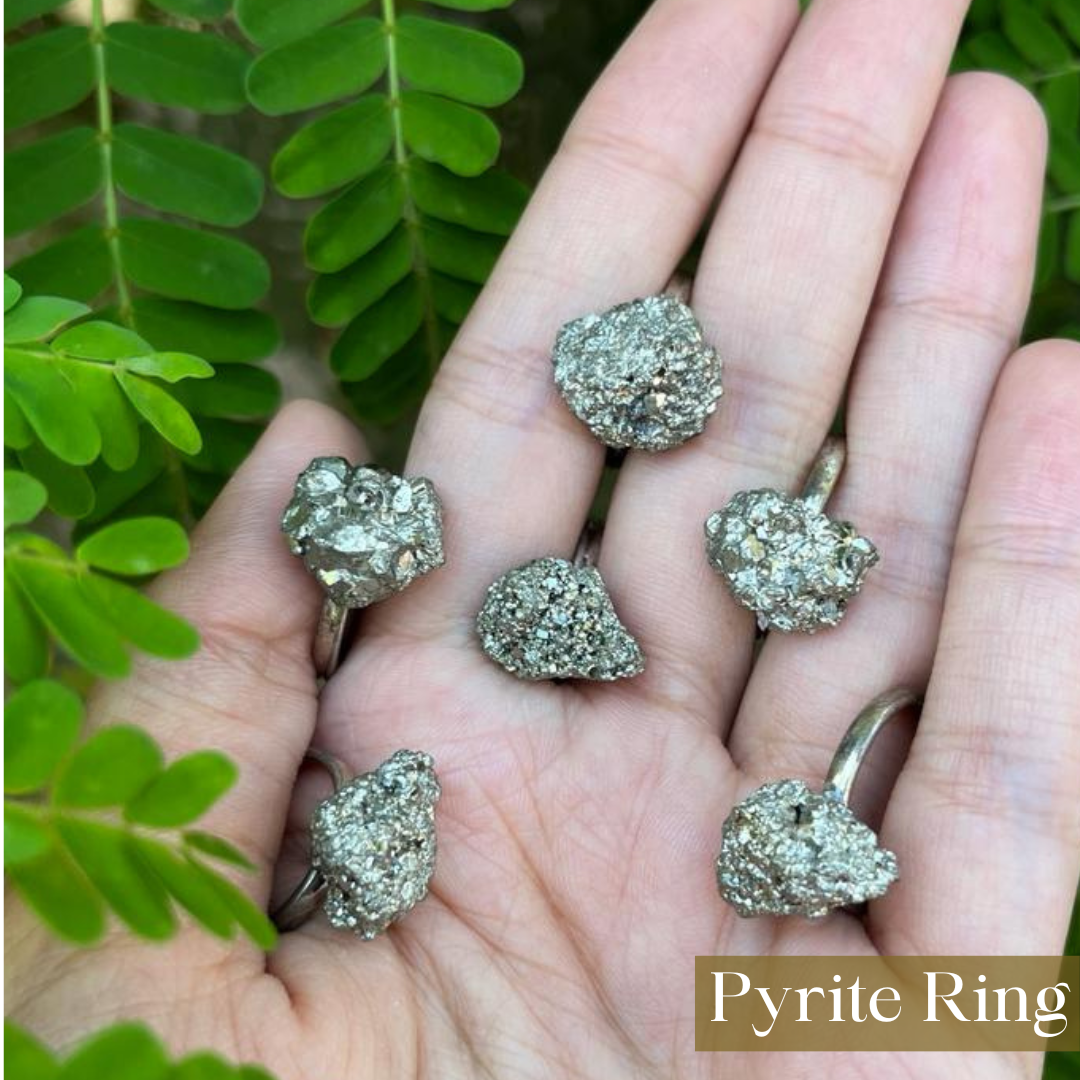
799 435 846 515
823 688 921 806
313 598 352 680
664 270 693 303
271 748 350 932
573 520 604 569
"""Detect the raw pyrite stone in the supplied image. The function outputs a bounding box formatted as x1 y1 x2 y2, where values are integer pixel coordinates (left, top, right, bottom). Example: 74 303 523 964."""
282 457 444 608
553 295 722 451
476 557 644 681
717 779 898 918
311 750 440 938
705 490 878 633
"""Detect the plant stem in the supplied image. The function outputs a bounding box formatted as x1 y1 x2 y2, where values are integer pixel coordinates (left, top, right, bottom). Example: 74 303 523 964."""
1029 61 1080 83
90 0 194 525
90 0 133 327
1046 193 1080 215
382 0 442 376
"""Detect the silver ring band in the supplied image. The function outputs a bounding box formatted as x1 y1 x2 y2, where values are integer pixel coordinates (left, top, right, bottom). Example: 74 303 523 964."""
271 748 347 932
824 687 920 806
313 598 352 680
799 435 846 515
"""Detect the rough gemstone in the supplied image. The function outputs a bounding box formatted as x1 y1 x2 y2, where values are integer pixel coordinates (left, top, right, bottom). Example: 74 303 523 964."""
717 779 898 919
282 457 444 608
476 556 644 681
705 490 878 633
553 295 722 451
311 749 440 938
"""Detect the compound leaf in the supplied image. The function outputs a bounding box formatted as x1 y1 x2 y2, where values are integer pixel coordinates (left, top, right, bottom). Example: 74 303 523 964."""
5 26 94 132
421 216 503 283
127 299 280 363
247 17 385 115
113 124 264 228
6 0 72 31
183 830 256 870
304 162 405 272
236 0 370 49
120 219 270 310
57 362 140 472
400 90 499 176
6 845 105 944
17 445 96 518
5 275 23 311
397 15 523 107
5 296 91 344
5 576 50 684
4 679 82 794
119 353 214 383
116 370 203 454
57 816 176 939
5 469 49 531
6 226 112 304
54 725 163 808
409 160 526 234
76 516 189 575
330 277 424 380
4 347 101 465
53 321 151 359
307 226 413 327
125 751 237 827
5 805 52 866
129 837 236 939
272 94 393 198
106 23 249 114
4 127 102 237
58 1023 168 1080
81 574 200 659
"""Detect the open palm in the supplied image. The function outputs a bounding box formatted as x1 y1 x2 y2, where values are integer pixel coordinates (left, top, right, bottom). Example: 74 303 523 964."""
8 1 1080 1078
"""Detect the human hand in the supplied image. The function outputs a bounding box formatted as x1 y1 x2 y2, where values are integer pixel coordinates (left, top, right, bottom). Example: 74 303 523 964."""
8 0 1079 1077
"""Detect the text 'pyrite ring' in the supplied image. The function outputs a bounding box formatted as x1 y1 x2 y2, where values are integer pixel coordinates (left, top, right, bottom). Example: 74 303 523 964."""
282 457 445 677
272 748 440 936
717 688 919 919
705 437 878 633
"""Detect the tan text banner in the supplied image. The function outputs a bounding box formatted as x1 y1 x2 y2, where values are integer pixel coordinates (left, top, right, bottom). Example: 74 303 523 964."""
695 956 1079 1051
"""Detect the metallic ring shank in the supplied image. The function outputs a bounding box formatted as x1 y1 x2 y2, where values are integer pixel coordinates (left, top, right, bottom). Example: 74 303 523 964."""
824 688 921 806
800 436 847 514
572 520 604 568
313 598 351 679
270 749 350 932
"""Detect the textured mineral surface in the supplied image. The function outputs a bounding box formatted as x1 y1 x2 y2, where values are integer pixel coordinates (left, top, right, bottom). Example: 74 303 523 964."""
553 295 722 451
476 557 644 681
717 779 898 919
705 490 878 633
282 457 444 608
311 749 440 938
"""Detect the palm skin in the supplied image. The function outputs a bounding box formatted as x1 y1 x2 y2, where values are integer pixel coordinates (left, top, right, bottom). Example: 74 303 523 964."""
7 0 1080 1078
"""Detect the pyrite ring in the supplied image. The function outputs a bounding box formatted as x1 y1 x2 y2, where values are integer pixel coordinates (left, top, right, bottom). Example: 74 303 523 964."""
717 688 919 919
282 457 445 677
475 521 644 681
273 748 440 936
705 437 878 633
553 274 722 451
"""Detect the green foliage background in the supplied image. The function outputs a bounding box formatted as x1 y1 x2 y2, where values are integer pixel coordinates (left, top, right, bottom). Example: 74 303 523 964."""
4 0 1079 1074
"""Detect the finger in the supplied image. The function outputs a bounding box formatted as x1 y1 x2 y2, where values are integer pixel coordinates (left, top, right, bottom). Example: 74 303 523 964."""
366 0 800 643
88 400 365 897
730 74 1047 798
602 0 970 722
872 340 1080 954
